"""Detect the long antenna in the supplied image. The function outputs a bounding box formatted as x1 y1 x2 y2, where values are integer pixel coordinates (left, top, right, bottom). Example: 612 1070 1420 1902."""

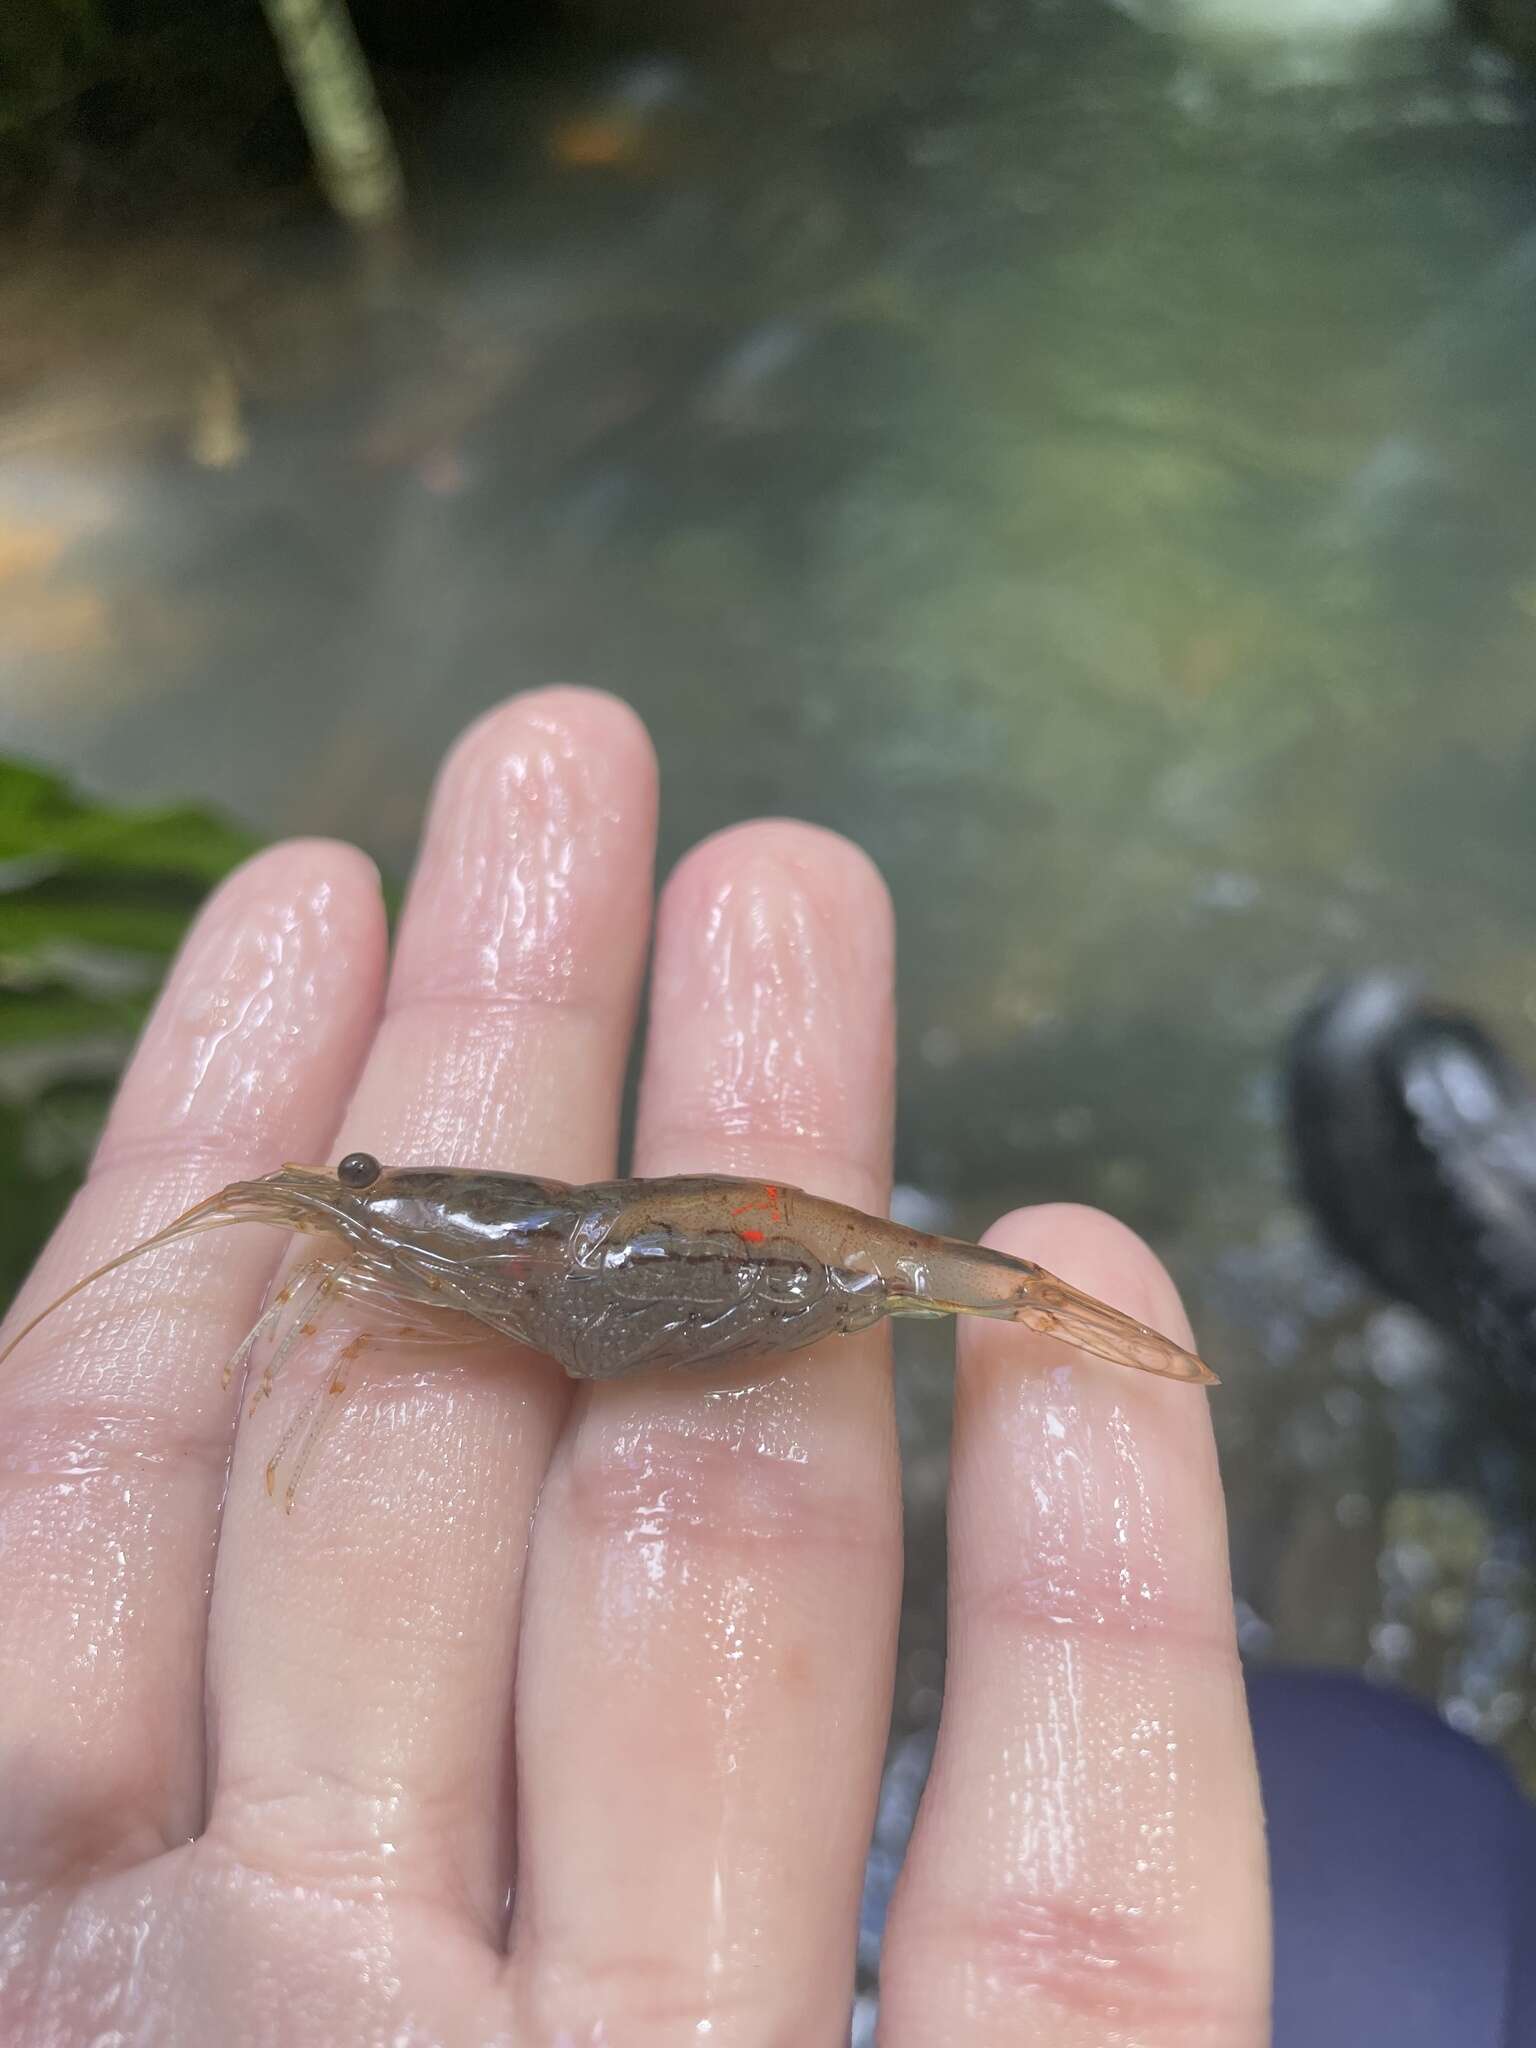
0 1191 237 1371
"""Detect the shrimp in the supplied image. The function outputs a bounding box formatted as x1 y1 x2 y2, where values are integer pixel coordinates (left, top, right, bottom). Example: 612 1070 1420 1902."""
0 1152 1216 1506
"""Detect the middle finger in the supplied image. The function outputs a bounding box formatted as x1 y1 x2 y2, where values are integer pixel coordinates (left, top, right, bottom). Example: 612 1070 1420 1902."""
512 822 903 2046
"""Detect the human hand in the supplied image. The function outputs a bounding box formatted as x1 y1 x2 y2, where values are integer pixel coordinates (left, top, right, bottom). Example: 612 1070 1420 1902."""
0 690 1269 2046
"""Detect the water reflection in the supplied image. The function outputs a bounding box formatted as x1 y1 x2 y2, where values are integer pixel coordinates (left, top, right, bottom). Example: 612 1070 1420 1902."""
2 0 1535 1786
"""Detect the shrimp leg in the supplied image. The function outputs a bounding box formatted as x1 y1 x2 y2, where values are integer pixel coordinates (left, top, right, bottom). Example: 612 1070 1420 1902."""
242 1258 355 1415
259 1270 484 1510
880 1233 1216 1385
220 1288 294 1395
251 1257 363 1506
265 1329 371 1514
325 1261 486 1344
222 1257 339 1401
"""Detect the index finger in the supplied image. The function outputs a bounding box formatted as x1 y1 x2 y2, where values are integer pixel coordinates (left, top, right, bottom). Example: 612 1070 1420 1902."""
878 1205 1270 2047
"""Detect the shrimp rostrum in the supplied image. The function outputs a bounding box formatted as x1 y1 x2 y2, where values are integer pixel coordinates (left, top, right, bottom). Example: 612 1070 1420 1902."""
0 1153 1215 1504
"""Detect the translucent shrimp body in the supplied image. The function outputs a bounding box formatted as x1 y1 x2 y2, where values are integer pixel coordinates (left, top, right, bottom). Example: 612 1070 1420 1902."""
0 1154 1215 1388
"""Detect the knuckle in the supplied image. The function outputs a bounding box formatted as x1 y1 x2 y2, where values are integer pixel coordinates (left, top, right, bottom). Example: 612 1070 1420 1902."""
534 1949 796 2044
907 1887 1259 2040
962 1570 1240 1671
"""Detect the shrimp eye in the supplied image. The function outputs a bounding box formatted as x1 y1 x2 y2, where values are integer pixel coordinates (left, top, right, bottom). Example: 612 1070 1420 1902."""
337 1151 382 1190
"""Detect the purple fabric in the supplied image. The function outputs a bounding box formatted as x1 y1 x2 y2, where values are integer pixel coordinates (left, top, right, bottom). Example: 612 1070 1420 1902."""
1246 1668 1536 2048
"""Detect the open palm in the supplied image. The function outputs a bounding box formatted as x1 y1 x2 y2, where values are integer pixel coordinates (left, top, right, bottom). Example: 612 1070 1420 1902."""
0 690 1268 2046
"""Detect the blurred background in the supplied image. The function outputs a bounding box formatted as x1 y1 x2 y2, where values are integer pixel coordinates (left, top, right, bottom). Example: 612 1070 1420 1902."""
3 0 1536 1956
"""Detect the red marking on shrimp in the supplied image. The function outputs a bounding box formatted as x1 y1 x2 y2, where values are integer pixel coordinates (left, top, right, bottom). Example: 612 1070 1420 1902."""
730 1184 786 1227
740 1227 765 1244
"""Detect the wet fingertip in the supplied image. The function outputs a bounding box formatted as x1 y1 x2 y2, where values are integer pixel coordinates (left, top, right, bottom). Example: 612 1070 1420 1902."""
206 837 383 919
664 818 893 934
438 685 659 799
390 687 659 1013
654 820 895 1035
639 819 895 1200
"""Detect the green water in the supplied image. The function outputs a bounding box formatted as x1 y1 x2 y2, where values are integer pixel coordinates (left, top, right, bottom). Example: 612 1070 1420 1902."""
3 0 1536 1776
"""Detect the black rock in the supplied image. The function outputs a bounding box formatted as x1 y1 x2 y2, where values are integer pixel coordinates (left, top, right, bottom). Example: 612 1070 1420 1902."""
1286 975 1536 1431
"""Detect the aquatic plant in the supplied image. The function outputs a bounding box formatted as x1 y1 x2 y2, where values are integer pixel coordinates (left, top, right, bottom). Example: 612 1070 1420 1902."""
0 757 257 1301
